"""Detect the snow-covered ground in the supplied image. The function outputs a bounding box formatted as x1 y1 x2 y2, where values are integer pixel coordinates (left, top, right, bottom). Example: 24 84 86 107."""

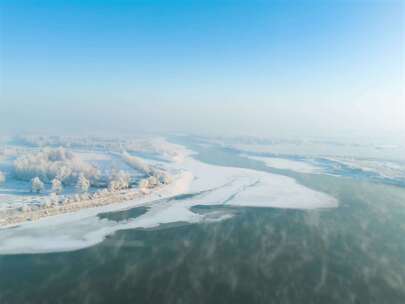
0 142 169 212
0 139 337 254
178 157 335 209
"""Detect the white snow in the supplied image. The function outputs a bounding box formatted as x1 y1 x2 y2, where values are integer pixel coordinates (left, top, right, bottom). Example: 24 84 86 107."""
226 174 335 209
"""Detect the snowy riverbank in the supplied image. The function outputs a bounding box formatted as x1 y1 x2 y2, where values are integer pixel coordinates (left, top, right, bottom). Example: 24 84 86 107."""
0 146 338 254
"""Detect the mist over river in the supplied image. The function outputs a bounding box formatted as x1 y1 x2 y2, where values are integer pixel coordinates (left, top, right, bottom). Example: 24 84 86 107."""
1 139 405 304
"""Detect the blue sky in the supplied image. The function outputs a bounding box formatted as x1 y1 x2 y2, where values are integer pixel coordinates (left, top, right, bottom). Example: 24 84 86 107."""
0 0 404 138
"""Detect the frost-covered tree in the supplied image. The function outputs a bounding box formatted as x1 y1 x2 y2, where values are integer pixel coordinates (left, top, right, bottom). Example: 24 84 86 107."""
137 175 160 189
121 152 152 175
108 170 130 191
0 171 5 185
155 172 172 185
51 178 63 194
31 177 44 193
55 165 73 182
76 173 90 193
147 176 158 187
13 147 100 185
118 170 130 188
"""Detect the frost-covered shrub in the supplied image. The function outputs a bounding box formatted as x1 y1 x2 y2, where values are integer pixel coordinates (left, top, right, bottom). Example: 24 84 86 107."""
47 147 73 161
13 147 100 185
51 178 63 194
124 137 184 162
154 171 172 184
121 151 169 186
147 176 158 187
138 179 149 189
137 171 171 190
31 177 44 193
76 174 90 193
138 176 159 189
108 170 130 191
0 171 5 185
121 152 152 175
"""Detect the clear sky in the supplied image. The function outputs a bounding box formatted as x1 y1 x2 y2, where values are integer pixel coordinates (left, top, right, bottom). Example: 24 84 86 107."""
0 0 404 139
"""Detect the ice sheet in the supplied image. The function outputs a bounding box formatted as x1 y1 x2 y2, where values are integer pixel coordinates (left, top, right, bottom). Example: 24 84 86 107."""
242 155 322 174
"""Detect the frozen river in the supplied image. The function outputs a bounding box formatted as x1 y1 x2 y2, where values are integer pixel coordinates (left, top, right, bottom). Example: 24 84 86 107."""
0 137 405 304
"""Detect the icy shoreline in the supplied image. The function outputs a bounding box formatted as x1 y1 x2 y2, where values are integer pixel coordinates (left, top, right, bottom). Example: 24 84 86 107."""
0 171 193 229
0 151 338 254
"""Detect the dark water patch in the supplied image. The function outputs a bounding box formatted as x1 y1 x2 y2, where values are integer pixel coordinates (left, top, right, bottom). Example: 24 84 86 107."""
169 187 229 203
191 204 240 215
98 206 149 222
169 193 199 201
1 199 405 304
